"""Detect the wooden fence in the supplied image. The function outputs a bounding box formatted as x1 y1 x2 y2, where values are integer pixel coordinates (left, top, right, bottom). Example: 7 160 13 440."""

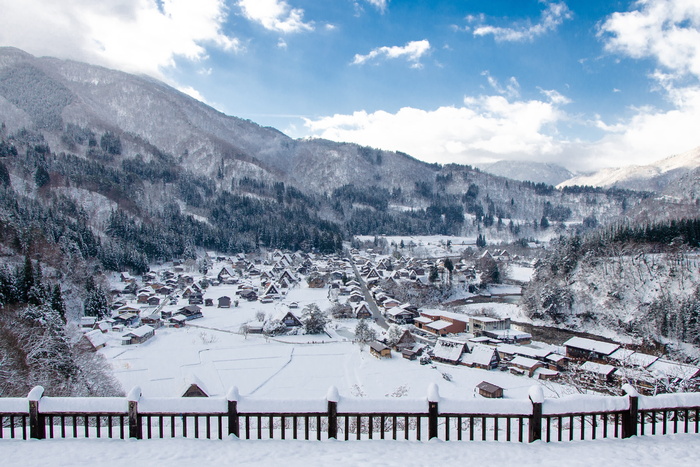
1 384 699 443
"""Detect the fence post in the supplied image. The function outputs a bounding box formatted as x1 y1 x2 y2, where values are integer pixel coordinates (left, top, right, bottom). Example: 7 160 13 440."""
127 386 142 439
528 385 544 443
327 386 339 440
227 387 240 438
28 386 45 439
622 384 639 439
427 383 440 440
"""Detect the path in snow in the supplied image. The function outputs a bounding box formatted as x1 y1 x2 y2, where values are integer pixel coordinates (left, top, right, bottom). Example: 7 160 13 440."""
248 348 295 396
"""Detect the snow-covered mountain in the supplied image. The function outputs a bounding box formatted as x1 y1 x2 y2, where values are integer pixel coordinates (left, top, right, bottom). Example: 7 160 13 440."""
558 146 700 197
477 160 573 186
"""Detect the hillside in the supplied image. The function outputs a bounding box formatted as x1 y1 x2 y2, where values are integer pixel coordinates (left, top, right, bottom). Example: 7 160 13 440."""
522 220 700 355
478 160 573 186
558 146 700 199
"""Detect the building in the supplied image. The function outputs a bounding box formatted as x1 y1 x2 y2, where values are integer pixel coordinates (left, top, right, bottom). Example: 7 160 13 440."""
432 338 468 365
563 337 620 361
369 341 392 358
469 316 511 336
121 325 155 345
476 381 503 398
414 311 469 336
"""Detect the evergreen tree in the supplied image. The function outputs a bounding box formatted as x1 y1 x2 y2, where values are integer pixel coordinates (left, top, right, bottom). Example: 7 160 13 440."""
83 277 110 318
354 319 377 345
302 303 329 334
51 284 67 323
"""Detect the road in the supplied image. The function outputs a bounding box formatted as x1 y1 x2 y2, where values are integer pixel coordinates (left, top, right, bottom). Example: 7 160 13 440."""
350 261 389 330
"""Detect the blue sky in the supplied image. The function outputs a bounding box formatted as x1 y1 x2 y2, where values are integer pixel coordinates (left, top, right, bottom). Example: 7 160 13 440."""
1 1 700 172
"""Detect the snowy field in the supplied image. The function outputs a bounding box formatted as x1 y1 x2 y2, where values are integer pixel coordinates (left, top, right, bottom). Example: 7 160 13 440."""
3 435 696 467
102 278 553 399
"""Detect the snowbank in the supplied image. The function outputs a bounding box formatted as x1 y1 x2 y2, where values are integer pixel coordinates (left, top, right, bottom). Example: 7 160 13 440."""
2 434 697 467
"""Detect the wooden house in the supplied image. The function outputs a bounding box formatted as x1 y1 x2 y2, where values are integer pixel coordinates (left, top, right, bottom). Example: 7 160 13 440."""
83 329 107 351
280 311 303 328
563 337 620 361
177 305 203 320
204 298 214 307
369 341 392 359
508 356 544 377
217 296 232 308
354 302 373 320
476 381 503 399
432 338 468 365
180 376 209 397
461 344 500 370
121 325 155 345
393 330 416 351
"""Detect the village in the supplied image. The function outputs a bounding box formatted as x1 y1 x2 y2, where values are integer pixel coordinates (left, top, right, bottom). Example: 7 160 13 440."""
79 238 700 400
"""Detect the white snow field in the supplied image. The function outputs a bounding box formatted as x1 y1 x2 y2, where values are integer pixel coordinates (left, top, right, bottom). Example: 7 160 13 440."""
3 434 696 467
102 282 557 400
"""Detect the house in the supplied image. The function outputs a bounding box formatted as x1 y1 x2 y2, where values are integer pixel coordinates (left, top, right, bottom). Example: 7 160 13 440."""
647 359 700 382
580 361 617 383
563 337 620 361
169 314 187 327
393 330 416 351
476 381 503 399
461 344 500 370
147 296 160 306
83 329 107 351
80 316 97 329
204 298 214 307
415 311 469 336
263 283 281 297
401 345 424 360
239 289 258 301
483 328 531 344
177 305 203 320
217 296 232 308
432 338 468 365
469 316 511 336
369 341 392 358
121 325 155 345
354 302 373 319
180 375 209 397
384 307 415 325
280 311 303 328
509 356 544 377
113 312 139 327
119 272 134 283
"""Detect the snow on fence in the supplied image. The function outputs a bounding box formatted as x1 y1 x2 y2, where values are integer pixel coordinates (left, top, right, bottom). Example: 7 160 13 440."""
2 384 700 443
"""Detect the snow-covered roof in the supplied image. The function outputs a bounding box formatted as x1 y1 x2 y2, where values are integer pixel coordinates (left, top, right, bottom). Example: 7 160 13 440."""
563 337 619 355
487 329 531 339
580 361 617 376
123 325 154 338
647 359 700 380
510 356 542 369
414 316 434 324
432 338 466 362
609 348 659 368
462 344 496 366
426 320 453 331
498 344 551 359
84 329 107 348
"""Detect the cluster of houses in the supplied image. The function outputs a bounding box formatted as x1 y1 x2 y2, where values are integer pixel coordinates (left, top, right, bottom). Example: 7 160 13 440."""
562 336 700 393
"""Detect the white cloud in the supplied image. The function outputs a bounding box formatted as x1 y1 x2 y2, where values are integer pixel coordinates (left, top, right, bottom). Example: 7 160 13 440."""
364 0 389 13
576 85 700 170
582 0 700 169
482 71 521 99
237 0 313 33
277 38 288 49
473 1 572 42
303 93 565 165
352 40 431 68
0 0 241 79
599 0 700 80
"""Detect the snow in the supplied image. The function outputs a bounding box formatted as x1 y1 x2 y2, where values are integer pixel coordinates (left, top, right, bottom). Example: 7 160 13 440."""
542 394 628 415
39 397 127 414
563 337 620 356
0 398 29 412
139 397 227 414
638 393 700 411
2 435 698 467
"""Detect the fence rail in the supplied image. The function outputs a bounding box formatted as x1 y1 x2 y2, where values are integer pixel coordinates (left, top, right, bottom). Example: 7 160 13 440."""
2 384 699 443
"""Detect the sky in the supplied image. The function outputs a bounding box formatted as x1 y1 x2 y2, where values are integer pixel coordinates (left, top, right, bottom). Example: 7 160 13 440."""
1 0 700 172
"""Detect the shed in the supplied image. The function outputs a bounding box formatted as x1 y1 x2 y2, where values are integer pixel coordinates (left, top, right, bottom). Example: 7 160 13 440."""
217 296 232 308
180 375 209 397
369 341 391 358
476 381 503 399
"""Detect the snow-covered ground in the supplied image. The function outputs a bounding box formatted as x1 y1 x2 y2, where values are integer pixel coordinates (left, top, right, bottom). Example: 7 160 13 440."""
3 435 696 466
102 270 554 399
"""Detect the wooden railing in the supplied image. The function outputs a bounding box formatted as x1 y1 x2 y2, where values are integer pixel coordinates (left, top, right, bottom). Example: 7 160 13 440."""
2 384 699 442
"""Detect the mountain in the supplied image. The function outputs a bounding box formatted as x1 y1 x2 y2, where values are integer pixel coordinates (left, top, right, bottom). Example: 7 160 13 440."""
477 160 573 186
558 146 700 198
0 47 695 272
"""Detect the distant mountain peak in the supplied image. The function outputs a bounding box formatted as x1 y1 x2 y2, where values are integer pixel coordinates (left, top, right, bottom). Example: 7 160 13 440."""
476 160 573 186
